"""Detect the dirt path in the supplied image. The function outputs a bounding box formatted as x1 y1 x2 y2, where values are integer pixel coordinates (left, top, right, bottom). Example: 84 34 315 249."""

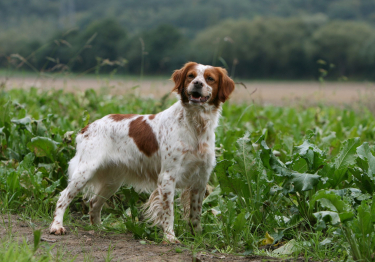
1 214 270 262
2 76 374 105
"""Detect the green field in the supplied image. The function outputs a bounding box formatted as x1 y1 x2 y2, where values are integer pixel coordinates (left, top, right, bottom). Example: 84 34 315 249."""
1 86 375 261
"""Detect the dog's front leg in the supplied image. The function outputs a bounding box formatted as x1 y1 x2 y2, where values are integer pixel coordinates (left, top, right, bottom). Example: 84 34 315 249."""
158 171 180 244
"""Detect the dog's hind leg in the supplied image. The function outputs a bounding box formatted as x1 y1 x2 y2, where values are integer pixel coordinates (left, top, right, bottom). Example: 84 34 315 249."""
188 186 206 234
89 178 124 225
49 160 99 235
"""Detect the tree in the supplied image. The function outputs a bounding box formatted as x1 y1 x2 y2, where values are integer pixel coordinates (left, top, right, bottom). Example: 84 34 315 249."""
309 21 375 76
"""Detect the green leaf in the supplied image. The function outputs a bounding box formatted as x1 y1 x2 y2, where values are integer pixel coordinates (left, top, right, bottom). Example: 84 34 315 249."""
82 110 90 126
332 138 360 187
17 152 35 173
6 171 20 192
215 160 234 195
27 137 60 161
311 190 352 213
310 190 354 223
313 211 341 230
273 239 299 255
33 229 42 252
44 179 61 194
285 172 320 192
334 138 360 170
1 101 12 142
294 140 325 172
202 185 221 206
233 210 247 233
356 142 375 179
259 139 292 177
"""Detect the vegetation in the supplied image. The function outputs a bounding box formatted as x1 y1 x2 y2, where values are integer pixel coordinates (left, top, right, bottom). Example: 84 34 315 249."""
1 1 375 79
1 86 375 261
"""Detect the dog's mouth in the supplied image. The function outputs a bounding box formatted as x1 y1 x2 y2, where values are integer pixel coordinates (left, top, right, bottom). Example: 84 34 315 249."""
188 91 210 104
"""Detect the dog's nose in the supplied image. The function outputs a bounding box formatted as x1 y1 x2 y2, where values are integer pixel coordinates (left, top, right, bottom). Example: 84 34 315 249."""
193 80 203 88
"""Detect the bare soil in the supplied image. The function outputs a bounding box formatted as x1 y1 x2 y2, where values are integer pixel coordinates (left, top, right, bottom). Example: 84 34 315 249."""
1 214 278 262
2 76 375 106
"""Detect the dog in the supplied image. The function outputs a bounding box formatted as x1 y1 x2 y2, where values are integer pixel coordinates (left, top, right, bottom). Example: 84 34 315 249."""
49 62 235 243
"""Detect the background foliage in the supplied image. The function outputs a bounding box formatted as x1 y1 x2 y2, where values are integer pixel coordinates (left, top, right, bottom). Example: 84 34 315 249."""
1 0 375 79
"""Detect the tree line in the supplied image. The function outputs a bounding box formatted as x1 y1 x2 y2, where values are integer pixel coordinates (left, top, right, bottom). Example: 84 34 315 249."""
2 17 375 79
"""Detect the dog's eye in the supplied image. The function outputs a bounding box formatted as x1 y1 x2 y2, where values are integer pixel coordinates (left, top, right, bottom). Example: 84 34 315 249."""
188 74 194 78
207 76 214 81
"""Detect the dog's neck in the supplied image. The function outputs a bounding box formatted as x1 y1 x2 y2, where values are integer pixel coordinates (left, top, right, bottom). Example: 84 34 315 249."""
177 101 221 138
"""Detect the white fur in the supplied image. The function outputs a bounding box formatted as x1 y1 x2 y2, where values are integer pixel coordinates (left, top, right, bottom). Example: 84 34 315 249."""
49 63 228 243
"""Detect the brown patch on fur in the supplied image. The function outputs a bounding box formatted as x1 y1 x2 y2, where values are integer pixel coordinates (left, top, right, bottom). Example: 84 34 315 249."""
180 188 191 220
178 110 184 123
195 115 210 136
109 114 137 122
80 124 90 134
148 114 156 120
198 142 209 155
206 67 235 107
129 117 159 157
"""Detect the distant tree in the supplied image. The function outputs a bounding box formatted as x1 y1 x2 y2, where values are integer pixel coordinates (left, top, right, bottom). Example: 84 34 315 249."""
34 19 127 72
309 21 375 76
78 19 127 72
191 17 324 78
123 24 186 75
327 0 360 20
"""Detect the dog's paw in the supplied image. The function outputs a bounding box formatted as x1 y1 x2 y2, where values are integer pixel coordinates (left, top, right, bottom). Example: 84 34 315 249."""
163 233 181 244
50 224 67 235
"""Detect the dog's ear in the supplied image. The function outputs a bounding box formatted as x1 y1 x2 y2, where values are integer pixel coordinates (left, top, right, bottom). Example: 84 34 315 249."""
171 62 197 94
218 68 235 103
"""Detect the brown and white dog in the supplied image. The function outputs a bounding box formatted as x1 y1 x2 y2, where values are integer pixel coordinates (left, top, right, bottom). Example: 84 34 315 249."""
49 62 235 243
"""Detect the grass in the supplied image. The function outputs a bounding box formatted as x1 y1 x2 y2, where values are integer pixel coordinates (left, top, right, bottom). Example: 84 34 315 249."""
1 84 375 261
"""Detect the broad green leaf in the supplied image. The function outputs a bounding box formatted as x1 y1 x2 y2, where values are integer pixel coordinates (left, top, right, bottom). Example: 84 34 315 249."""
334 138 360 170
202 185 221 206
234 133 254 180
17 152 35 172
27 137 60 161
6 171 20 192
320 132 336 147
260 139 292 177
313 211 341 230
332 138 360 187
310 190 354 223
285 172 320 192
349 166 375 194
310 190 352 214
294 140 325 172
356 142 375 178
273 239 299 255
44 179 61 194
12 116 34 134
11 116 32 125
215 160 235 195
233 210 247 233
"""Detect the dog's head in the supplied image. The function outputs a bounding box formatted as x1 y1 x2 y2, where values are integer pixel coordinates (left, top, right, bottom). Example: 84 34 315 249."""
171 62 235 107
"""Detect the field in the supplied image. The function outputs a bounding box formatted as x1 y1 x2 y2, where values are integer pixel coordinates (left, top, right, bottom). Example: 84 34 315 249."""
1 77 375 261
3 76 375 106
